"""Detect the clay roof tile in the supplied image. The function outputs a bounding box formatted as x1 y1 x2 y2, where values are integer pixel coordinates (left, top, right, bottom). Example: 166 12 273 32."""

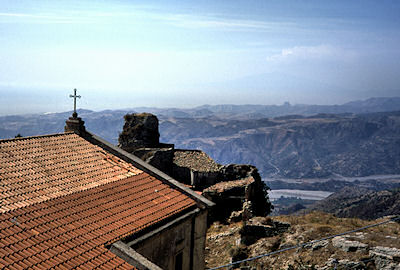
0 133 197 269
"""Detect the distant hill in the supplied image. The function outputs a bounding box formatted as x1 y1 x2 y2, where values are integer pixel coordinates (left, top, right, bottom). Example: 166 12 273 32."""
193 97 400 119
1 97 400 140
312 187 400 219
1 97 400 179
160 111 400 178
0 109 129 144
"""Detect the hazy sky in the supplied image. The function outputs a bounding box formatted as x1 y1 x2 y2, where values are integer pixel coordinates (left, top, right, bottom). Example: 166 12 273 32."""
1 0 400 115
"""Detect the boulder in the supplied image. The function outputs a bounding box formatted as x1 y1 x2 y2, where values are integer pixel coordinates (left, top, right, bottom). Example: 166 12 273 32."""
228 211 243 223
320 258 366 270
238 218 290 245
331 236 368 252
369 246 400 270
311 239 329 251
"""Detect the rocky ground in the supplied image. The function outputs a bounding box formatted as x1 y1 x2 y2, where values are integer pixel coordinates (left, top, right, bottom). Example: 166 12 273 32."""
205 212 400 269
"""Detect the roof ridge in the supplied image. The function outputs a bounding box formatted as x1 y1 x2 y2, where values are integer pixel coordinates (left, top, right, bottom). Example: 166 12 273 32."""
0 132 75 143
84 131 215 208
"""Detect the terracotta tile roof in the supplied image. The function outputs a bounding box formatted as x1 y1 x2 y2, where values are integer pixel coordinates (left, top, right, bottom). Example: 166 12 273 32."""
0 132 198 268
0 172 196 269
0 133 142 213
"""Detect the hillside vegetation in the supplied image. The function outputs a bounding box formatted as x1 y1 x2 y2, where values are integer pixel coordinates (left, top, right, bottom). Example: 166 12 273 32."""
206 212 400 269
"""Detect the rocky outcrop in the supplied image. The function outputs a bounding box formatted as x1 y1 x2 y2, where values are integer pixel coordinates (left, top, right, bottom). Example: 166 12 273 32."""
238 217 290 245
370 246 400 270
206 213 400 270
331 236 368 252
319 258 368 270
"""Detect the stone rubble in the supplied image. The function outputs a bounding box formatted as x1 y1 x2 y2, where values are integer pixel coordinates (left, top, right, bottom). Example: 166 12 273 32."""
303 239 329 251
173 150 221 172
370 246 400 270
238 217 290 246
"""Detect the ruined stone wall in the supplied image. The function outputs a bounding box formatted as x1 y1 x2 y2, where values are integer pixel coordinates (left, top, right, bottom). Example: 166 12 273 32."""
172 164 192 185
134 147 175 176
118 113 160 152
118 113 273 224
191 171 219 189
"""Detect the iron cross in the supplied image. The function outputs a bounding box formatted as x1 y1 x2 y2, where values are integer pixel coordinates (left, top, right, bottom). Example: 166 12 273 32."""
69 88 81 114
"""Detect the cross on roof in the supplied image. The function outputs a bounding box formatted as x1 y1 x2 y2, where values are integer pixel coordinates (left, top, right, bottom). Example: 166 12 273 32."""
69 88 81 117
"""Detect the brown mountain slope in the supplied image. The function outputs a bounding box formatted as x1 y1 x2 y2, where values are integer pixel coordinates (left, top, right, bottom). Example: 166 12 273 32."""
160 111 400 178
312 187 400 220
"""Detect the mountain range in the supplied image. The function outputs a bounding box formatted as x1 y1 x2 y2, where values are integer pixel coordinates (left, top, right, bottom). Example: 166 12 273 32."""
1 97 400 179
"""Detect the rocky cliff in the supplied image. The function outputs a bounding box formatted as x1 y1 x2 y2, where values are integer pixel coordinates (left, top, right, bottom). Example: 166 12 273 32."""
160 111 400 178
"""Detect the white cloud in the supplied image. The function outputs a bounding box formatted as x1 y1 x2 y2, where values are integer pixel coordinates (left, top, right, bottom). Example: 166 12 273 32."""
0 12 94 24
267 45 357 62
0 4 295 32
163 14 295 32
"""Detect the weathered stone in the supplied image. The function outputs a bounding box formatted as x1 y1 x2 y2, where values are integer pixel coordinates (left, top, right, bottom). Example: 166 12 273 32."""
229 211 243 223
272 220 290 234
134 147 174 175
173 150 221 173
203 178 255 223
118 112 273 223
118 113 160 152
229 246 248 266
336 259 364 269
220 164 257 182
304 239 329 251
238 218 290 245
369 246 400 270
172 149 221 188
332 236 368 252
242 201 253 221
318 258 366 270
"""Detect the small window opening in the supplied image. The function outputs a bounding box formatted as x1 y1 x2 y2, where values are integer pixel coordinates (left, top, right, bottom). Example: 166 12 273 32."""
175 251 183 270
